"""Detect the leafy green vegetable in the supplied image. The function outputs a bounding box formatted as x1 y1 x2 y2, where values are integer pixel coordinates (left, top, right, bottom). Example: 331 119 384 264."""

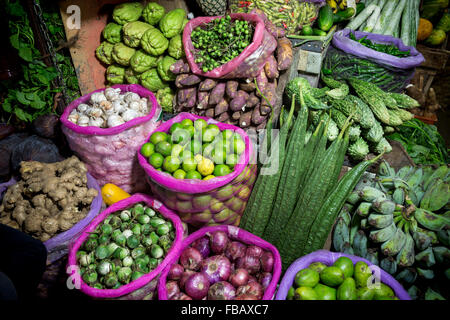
387 119 450 165
349 32 411 58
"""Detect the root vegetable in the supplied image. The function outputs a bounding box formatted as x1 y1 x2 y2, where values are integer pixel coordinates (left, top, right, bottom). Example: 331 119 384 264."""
216 112 230 123
251 105 267 125
199 79 217 92
214 99 229 116
264 55 279 80
197 91 210 110
239 112 252 128
231 112 242 121
276 37 293 71
179 74 202 86
175 74 190 88
209 83 226 105
255 69 268 98
226 81 239 99
246 93 260 108
230 91 250 112
205 108 215 118
239 81 256 92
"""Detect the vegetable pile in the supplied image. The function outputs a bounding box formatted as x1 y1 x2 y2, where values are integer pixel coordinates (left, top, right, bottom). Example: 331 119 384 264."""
286 256 399 300
349 32 410 57
191 15 254 72
240 88 382 271
332 160 450 300
164 230 275 300
76 202 175 289
67 88 151 128
0 156 98 242
95 2 187 113
294 75 418 162
141 118 245 180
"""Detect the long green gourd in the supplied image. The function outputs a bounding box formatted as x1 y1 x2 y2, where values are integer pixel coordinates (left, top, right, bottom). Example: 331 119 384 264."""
372 0 398 34
346 4 377 30
383 0 407 36
363 1 383 32
400 0 412 46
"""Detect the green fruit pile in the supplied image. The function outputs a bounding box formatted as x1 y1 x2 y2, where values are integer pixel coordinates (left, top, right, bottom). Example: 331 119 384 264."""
286 257 399 300
141 118 246 180
333 161 450 300
77 203 175 289
191 15 254 72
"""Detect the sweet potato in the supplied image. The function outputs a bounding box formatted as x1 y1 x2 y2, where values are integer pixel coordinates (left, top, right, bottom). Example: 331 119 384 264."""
180 74 203 86
255 69 268 98
216 111 230 123
251 104 268 125
260 82 276 116
256 119 267 131
185 87 197 109
249 8 268 24
230 91 250 112
276 37 293 71
205 108 215 118
239 111 252 128
177 88 188 104
232 111 242 121
175 74 190 88
264 55 279 80
246 92 260 108
198 109 206 116
239 81 256 92
170 60 185 74
226 80 239 99
208 82 226 105
197 91 209 109
199 78 217 92
214 99 229 116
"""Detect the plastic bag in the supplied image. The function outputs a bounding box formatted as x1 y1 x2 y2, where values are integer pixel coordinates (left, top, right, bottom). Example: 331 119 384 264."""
157 225 282 300
324 29 425 92
183 13 277 79
275 250 411 300
0 178 17 203
229 0 325 35
60 84 161 193
66 194 184 299
138 112 257 228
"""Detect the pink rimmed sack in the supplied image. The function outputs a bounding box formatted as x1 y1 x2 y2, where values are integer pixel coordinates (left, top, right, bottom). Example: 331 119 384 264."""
275 250 411 300
138 112 257 228
66 194 184 299
158 225 282 300
183 13 277 79
60 84 162 194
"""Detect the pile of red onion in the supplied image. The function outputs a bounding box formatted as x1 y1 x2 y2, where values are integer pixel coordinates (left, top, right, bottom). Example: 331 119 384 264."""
165 230 275 300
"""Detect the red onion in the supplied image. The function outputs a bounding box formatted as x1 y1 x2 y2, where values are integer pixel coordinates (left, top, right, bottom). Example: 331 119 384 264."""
243 254 261 274
225 241 247 261
236 281 263 300
178 293 193 300
185 272 210 300
179 270 196 290
166 281 180 300
191 236 211 259
229 268 249 288
207 281 236 300
180 247 203 271
235 294 259 300
246 245 263 258
210 231 229 254
168 264 184 281
260 251 274 272
200 255 231 285
248 275 258 283
235 257 244 269
258 272 272 291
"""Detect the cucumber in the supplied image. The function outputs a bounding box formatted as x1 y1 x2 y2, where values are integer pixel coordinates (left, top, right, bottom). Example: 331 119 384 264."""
318 4 334 32
333 7 356 23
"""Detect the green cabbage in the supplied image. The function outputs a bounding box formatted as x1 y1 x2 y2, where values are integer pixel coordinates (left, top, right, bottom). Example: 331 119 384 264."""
140 68 169 92
159 8 186 39
141 27 169 56
122 21 153 48
112 2 143 25
142 2 165 25
102 23 122 44
157 56 177 82
130 49 159 73
106 65 125 84
112 43 136 66
168 34 184 59
96 41 114 65
124 68 141 84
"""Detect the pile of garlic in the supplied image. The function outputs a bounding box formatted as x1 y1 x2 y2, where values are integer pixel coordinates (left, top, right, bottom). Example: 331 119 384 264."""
68 88 150 128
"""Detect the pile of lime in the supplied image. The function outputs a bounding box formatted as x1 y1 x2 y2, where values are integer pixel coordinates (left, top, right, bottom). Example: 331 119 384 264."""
286 257 400 300
141 118 246 180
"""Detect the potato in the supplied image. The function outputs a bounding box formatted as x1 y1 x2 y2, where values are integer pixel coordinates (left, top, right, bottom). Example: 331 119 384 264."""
276 37 293 71
199 79 217 91
239 111 252 128
264 55 279 80
209 82 226 105
226 80 239 99
246 92 260 108
214 99 229 116
230 91 249 112
239 81 256 92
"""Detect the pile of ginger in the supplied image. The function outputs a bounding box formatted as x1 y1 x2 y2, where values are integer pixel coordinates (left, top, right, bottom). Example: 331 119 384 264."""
0 156 98 242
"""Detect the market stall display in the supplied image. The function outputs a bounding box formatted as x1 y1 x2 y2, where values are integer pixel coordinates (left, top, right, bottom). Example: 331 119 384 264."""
158 225 281 300
331 160 450 300
67 194 184 299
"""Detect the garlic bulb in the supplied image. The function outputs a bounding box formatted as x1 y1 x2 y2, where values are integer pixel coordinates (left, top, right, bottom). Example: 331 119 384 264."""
89 117 105 127
121 109 140 122
112 100 126 114
90 92 107 104
107 114 125 127
77 115 89 126
68 110 79 123
99 100 113 111
104 87 120 101
124 92 140 103
139 98 149 114
77 103 89 113
128 101 140 112
88 107 103 118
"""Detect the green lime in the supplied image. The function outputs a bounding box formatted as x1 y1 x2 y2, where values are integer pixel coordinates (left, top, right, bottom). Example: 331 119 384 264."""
226 153 239 169
155 141 172 157
171 144 184 158
202 128 217 143
141 143 155 158
203 175 215 180
163 156 181 173
194 119 208 131
189 139 202 155
198 157 215 176
171 128 191 145
149 153 164 169
185 170 202 179
150 131 167 145
213 164 231 176
181 119 194 127
173 169 186 179
182 125 195 138
206 124 220 137
222 129 234 141
182 157 197 172
231 135 246 155
211 148 226 164
180 149 194 160
156 168 163 172
169 122 183 134
202 143 214 158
